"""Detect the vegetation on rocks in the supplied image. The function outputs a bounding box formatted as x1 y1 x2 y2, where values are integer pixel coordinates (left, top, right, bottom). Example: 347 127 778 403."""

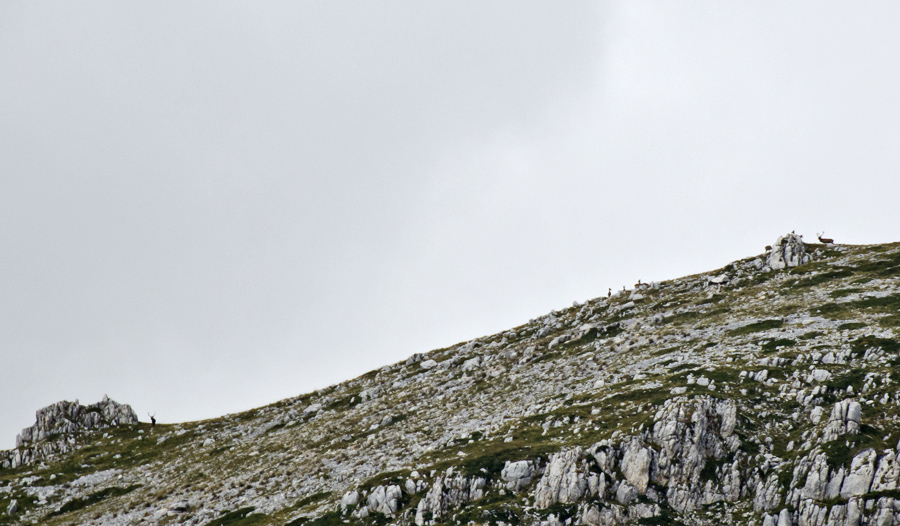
2 234 900 525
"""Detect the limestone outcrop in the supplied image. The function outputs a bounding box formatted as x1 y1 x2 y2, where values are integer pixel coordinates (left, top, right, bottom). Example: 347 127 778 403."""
765 232 813 270
1 396 138 469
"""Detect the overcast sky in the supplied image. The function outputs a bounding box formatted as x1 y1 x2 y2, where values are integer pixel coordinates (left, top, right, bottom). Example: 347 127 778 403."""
2 2 899 449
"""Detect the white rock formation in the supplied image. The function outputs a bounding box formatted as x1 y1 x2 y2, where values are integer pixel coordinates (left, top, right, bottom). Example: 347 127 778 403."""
766 232 812 270
500 460 534 492
822 399 862 442
534 449 588 508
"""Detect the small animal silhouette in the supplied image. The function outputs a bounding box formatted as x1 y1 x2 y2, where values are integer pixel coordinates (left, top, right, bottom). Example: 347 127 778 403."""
817 232 834 244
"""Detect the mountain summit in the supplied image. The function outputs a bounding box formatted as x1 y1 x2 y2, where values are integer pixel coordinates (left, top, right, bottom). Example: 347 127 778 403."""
3 235 900 526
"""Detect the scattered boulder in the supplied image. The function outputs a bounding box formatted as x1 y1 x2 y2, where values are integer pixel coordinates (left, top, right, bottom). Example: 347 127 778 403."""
765 233 812 270
341 490 360 511
461 357 481 371
367 485 402 516
501 460 534 492
301 403 323 417
420 360 438 370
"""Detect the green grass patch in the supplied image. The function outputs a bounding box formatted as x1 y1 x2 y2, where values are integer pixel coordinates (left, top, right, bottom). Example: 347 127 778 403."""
47 485 140 518
664 311 701 325
285 511 345 526
812 303 854 320
878 315 900 328
852 253 900 277
638 514 687 526
728 319 783 336
205 507 269 526
851 335 900 354
760 338 795 354
535 503 577 522
792 269 854 288
702 369 739 384
822 424 886 470
837 322 866 331
830 288 863 299
851 294 900 313
826 369 867 394
668 363 698 373
358 469 412 493
652 346 681 357
698 295 725 305
295 492 330 509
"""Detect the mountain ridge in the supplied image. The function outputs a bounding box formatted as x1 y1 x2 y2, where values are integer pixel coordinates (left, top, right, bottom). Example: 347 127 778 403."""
3 233 900 526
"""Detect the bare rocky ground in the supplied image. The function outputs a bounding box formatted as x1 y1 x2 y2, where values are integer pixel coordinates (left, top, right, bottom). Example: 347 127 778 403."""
3 234 900 526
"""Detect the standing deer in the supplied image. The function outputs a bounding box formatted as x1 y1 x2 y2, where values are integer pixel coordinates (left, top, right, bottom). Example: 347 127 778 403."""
817 232 834 244
148 412 156 428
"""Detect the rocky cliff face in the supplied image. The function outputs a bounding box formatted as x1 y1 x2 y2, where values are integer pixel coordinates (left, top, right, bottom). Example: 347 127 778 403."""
1 396 138 471
2 235 900 526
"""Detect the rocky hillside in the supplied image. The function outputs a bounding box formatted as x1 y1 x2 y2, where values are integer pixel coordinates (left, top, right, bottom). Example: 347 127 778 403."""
3 234 900 526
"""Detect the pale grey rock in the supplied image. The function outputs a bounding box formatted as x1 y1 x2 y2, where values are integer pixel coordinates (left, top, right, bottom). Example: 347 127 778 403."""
840 449 876 498
420 359 438 370
404 478 417 495
301 403 322 417
615 481 638 505
366 485 402 516
871 449 900 492
359 386 382 401
810 406 825 424
755 472 783 511
414 470 485 525
766 233 812 270
500 460 534 492
825 467 845 500
808 369 833 383
826 503 848 526
582 503 625 526
6 499 17 515
590 446 617 476
461 357 481 371
582 504 603 526
341 490 359 510
707 274 729 285
796 498 828 526
534 449 588 508
548 335 570 349
620 439 651 494
777 508 792 526
800 453 830 501
16 396 138 448
822 399 862 442
405 353 425 365
648 397 738 511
